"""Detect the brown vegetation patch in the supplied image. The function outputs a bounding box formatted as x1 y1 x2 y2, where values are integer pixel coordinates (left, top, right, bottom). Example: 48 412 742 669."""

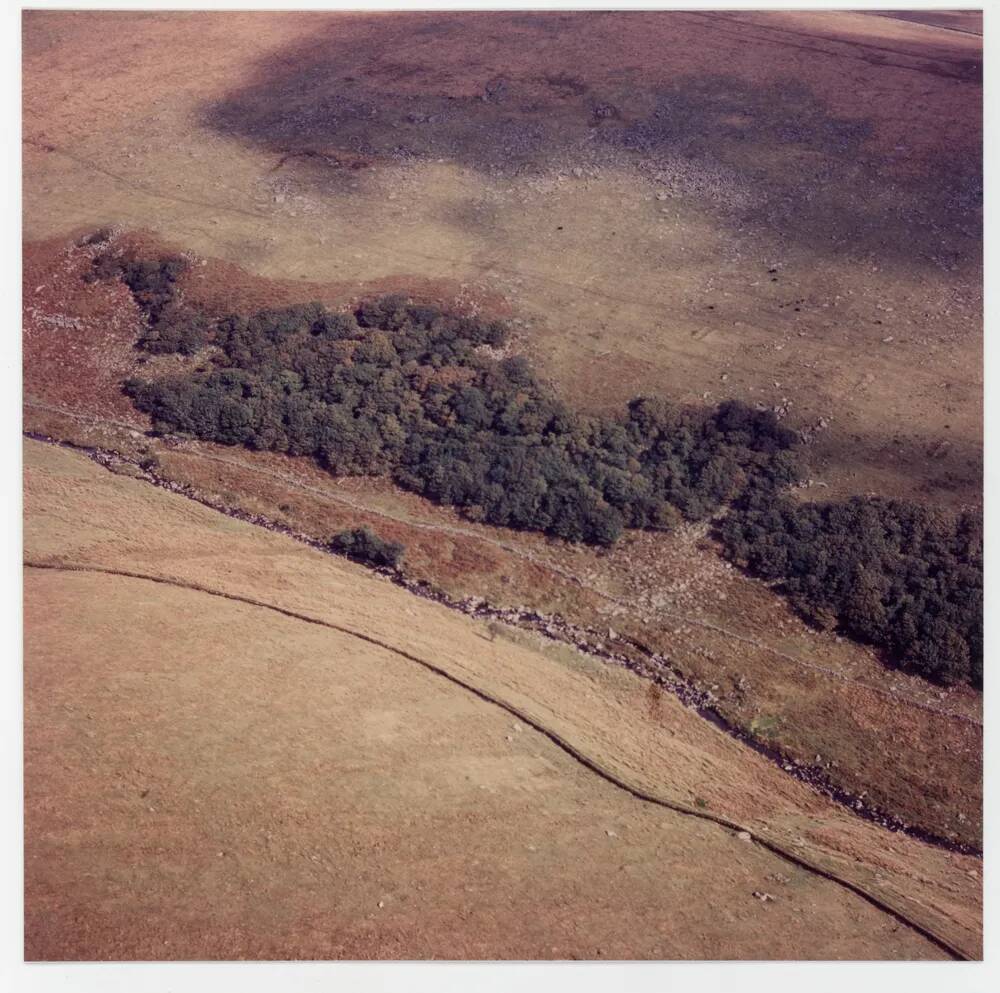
23 234 145 420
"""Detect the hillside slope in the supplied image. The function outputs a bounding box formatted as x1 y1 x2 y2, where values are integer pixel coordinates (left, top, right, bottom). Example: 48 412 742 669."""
23 9 982 506
22 229 983 849
23 439 981 959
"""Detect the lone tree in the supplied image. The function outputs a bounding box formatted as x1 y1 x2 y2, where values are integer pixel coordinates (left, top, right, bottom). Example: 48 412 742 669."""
330 527 405 569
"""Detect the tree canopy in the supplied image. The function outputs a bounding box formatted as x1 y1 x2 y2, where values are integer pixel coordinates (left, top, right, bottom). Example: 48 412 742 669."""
96 247 982 688
719 487 982 687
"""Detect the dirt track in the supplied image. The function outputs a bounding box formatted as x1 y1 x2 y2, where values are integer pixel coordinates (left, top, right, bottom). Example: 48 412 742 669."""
23 440 982 959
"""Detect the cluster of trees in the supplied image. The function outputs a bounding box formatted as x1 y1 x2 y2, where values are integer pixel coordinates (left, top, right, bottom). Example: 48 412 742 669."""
330 527 405 568
118 276 802 546
719 489 983 687
87 251 207 355
100 251 982 688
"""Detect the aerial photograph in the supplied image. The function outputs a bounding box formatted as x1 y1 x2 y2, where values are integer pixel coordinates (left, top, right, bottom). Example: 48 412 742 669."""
17 1 986 981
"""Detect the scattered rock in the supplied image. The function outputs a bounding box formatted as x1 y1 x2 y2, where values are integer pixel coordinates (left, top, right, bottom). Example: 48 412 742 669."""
737 831 752 842
483 77 508 103
106 459 147 480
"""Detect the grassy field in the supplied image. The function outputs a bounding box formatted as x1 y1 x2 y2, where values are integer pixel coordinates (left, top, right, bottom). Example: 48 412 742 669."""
23 439 981 959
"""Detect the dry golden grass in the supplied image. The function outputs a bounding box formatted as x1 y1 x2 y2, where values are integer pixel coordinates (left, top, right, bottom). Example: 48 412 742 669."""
22 10 983 961
23 440 981 959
